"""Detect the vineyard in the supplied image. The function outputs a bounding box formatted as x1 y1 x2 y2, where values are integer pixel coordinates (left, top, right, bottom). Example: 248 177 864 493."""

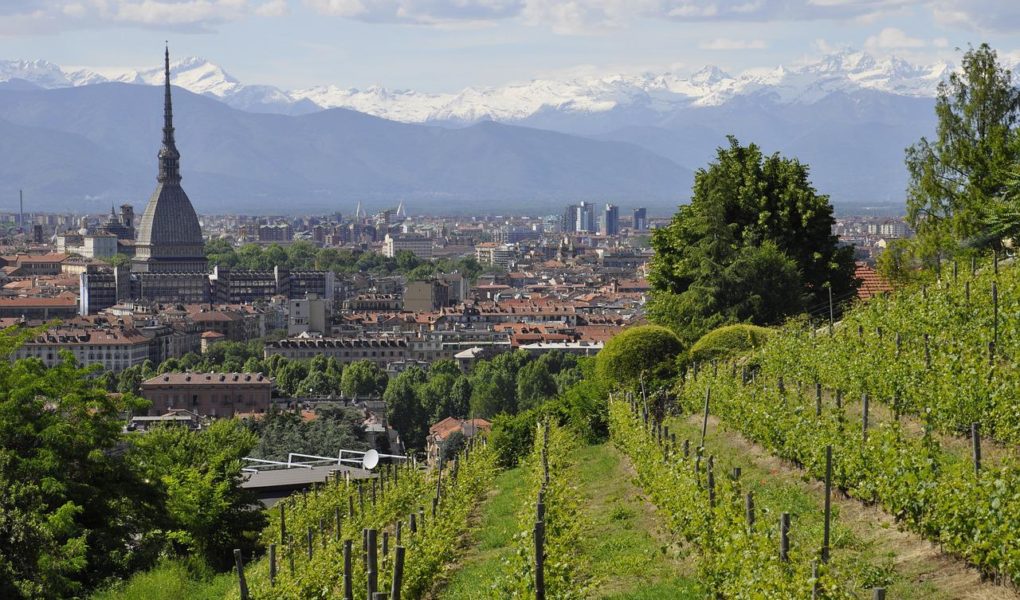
656 258 1020 595
226 439 496 599
106 260 1020 600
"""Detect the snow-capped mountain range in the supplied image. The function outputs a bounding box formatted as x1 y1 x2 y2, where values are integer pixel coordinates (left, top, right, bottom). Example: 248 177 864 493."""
0 50 965 123
0 50 989 212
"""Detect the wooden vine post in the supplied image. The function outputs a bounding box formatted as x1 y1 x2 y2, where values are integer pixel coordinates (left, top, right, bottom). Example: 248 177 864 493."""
535 519 546 600
972 422 982 475
343 539 353 600
700 386 711 450
822 445 832 563
862 393 870 443
391 545 405 600
268 543 276 587
233 549 249 600
780 513 791 562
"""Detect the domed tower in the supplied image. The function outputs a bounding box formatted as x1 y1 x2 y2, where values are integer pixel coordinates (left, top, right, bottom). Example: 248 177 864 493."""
132 46 207 274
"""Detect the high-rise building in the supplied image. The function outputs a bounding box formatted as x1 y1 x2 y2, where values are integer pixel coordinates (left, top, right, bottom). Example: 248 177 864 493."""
578 202 596 233
600 204 619 236
633 207 647 231
562 205 578 233
132 47 207 275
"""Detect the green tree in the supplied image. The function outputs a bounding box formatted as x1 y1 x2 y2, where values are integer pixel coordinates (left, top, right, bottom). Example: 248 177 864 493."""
649 136 855 342
383 368 428 449
469 357 518 418
341 360 388 398
275 361 309 397
516 359 557 411
0 339 158 598
906 43 1020 257
297 370 338 397
131 420 265 570
876 238 923 286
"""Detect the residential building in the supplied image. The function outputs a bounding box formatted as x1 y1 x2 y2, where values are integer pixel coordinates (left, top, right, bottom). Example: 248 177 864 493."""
475 243 516 270
383 233 433 260
288 294 331 335
264 338 408 367
404 280 450 312
140 372 273 417
0 294 78 319
12 325 150 372
425 417 492 465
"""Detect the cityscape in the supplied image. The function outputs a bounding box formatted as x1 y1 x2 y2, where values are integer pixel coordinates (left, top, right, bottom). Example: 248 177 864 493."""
0 2 1016 599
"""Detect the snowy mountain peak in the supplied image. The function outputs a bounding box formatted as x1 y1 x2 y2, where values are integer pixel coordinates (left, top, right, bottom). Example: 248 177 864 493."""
690 65 731 85
0 49 996 122
0 59 73 88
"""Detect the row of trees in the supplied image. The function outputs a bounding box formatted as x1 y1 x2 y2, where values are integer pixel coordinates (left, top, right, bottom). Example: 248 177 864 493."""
203 239 489 281
110 342 390 400
384 352 585 450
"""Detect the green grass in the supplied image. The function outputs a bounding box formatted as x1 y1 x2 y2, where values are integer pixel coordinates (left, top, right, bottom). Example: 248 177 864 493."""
90 559 233 600
440 465 528 598
572 443 701 599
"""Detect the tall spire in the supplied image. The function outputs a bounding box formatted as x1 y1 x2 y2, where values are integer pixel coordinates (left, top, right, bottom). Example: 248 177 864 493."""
158 43 182 185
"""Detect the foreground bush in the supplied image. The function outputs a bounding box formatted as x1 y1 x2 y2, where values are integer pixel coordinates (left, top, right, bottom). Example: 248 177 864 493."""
687 323 772 365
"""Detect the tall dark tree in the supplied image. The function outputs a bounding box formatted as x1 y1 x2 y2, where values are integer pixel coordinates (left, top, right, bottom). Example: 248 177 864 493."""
649 136 855 343
906 43 1020 257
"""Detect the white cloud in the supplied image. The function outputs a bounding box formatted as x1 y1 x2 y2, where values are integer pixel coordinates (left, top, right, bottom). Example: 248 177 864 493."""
5 0 1020 36
864 26 925 49
700 37 767 50
255 0 288 16
0 0 287 32
930 0 1020 33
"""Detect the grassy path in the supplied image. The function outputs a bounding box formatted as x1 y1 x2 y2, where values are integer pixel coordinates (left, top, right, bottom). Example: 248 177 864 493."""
669 413 1018 600
572 443 701 599
437 466 528 598
440 442 701 599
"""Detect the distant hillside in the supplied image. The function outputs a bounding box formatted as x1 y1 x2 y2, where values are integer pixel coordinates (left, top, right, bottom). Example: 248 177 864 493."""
0 83 692 215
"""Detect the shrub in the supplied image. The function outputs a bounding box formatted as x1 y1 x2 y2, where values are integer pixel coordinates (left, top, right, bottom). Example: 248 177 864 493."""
595 325 684 389
687 323 772 365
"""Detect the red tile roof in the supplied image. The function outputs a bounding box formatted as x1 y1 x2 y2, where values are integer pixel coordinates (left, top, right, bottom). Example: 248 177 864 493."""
854 262 893 300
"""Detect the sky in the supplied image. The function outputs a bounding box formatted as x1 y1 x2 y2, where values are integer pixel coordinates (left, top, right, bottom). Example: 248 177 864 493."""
1 1 1019 92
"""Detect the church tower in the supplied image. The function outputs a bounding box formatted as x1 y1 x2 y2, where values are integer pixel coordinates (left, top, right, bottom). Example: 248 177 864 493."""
132 46 207 274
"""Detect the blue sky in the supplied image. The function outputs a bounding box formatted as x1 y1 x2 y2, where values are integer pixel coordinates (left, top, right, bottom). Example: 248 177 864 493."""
1 1 1019 92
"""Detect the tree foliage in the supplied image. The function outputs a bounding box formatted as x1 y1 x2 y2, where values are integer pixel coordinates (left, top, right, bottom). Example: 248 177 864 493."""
130 420 266 571
204 240 485 282
906 43 1020 257
0 331 157 598
340 360 388 398
246 405 366 461
649 136 856 343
